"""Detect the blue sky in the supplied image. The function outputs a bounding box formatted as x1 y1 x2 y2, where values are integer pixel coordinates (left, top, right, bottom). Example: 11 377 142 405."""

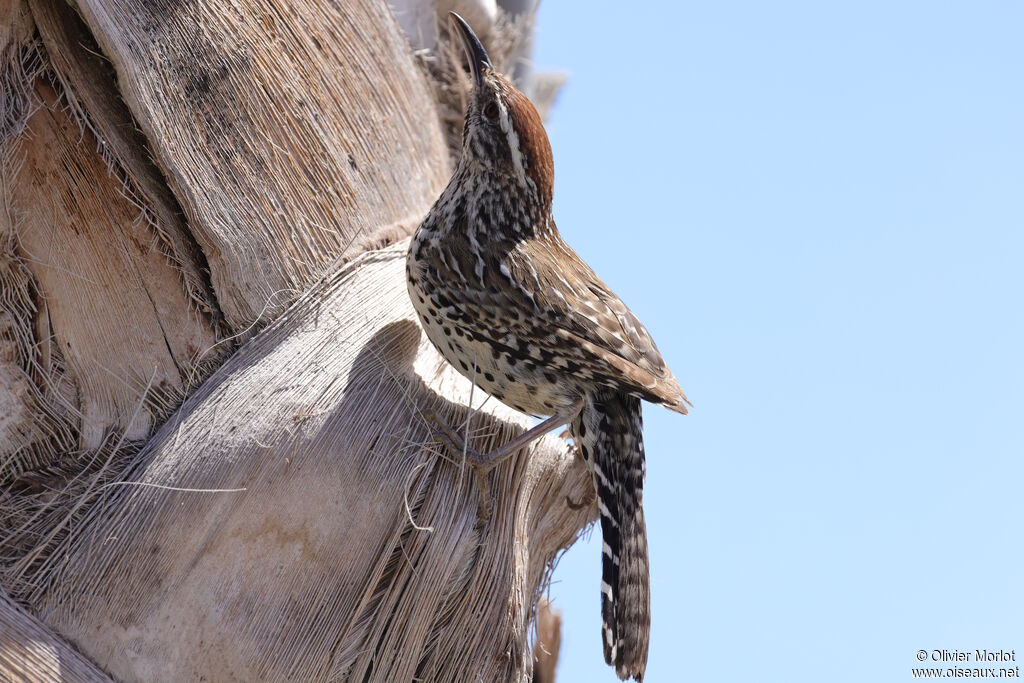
533 2 1024 681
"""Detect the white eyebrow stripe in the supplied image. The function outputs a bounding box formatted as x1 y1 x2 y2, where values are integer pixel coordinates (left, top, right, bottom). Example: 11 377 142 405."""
496 96 526 185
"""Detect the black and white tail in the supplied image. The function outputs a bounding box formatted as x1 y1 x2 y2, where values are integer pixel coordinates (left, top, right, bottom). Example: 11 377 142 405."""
573 389 650 681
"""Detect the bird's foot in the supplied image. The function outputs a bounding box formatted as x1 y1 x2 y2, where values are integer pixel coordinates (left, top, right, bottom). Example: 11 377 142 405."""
422 411 495 520
565 487 595 510
421 411 492 469
421 401 585 520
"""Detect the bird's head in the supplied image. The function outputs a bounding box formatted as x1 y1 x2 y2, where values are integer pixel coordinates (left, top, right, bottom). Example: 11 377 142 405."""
449 12 554 206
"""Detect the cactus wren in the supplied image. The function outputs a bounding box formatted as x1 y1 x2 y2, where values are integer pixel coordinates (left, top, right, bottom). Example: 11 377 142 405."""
406 13 690 681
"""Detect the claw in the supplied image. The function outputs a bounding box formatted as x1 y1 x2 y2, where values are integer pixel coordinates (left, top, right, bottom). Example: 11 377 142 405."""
422 411 487 467
423 411 494 521
565 488 595 510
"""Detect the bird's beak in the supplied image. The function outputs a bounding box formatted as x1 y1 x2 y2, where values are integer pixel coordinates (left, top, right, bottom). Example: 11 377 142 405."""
449 12 491 88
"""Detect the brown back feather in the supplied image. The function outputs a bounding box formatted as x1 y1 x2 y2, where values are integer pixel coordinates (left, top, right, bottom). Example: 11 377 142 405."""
496 232 690 414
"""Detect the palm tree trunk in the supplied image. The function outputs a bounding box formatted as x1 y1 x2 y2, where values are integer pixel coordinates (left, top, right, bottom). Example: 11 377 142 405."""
0 0 583 680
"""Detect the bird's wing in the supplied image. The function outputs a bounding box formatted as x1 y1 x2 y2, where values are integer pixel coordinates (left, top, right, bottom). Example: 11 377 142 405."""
500 234 691 414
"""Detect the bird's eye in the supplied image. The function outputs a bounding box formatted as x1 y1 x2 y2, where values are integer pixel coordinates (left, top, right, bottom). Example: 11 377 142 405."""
483 102 499 120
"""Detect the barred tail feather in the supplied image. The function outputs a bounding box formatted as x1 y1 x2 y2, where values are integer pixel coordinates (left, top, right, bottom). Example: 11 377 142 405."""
573 390 650 681
615 396 650 680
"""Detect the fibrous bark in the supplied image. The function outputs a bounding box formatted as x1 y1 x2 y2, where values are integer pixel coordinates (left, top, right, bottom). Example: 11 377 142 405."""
31 245 590 682
0 589 113 683
0 1 582 681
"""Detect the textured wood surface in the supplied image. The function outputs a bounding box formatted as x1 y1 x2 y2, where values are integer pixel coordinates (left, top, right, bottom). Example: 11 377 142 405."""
72 0 451 329
6 78 219 448
33 245 592 683
0 1 584 680
0 590 114 683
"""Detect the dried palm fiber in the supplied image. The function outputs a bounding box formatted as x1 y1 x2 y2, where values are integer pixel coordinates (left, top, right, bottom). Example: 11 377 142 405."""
2 72 220 450
28 0 223 327
30 243 593 683
0 588 114 683
0 0 447 582
67 0 451 330
0 3 74 478
0 0 229 601
0 9 221 459
2 0 592 680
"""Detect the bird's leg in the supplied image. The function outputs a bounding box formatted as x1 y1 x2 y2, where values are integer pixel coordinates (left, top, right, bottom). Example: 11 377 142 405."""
422 400 583 518
423 402 582 470
463 407 581 469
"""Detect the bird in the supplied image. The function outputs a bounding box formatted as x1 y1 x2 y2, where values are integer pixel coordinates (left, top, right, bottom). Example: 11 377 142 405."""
406 12 690 681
